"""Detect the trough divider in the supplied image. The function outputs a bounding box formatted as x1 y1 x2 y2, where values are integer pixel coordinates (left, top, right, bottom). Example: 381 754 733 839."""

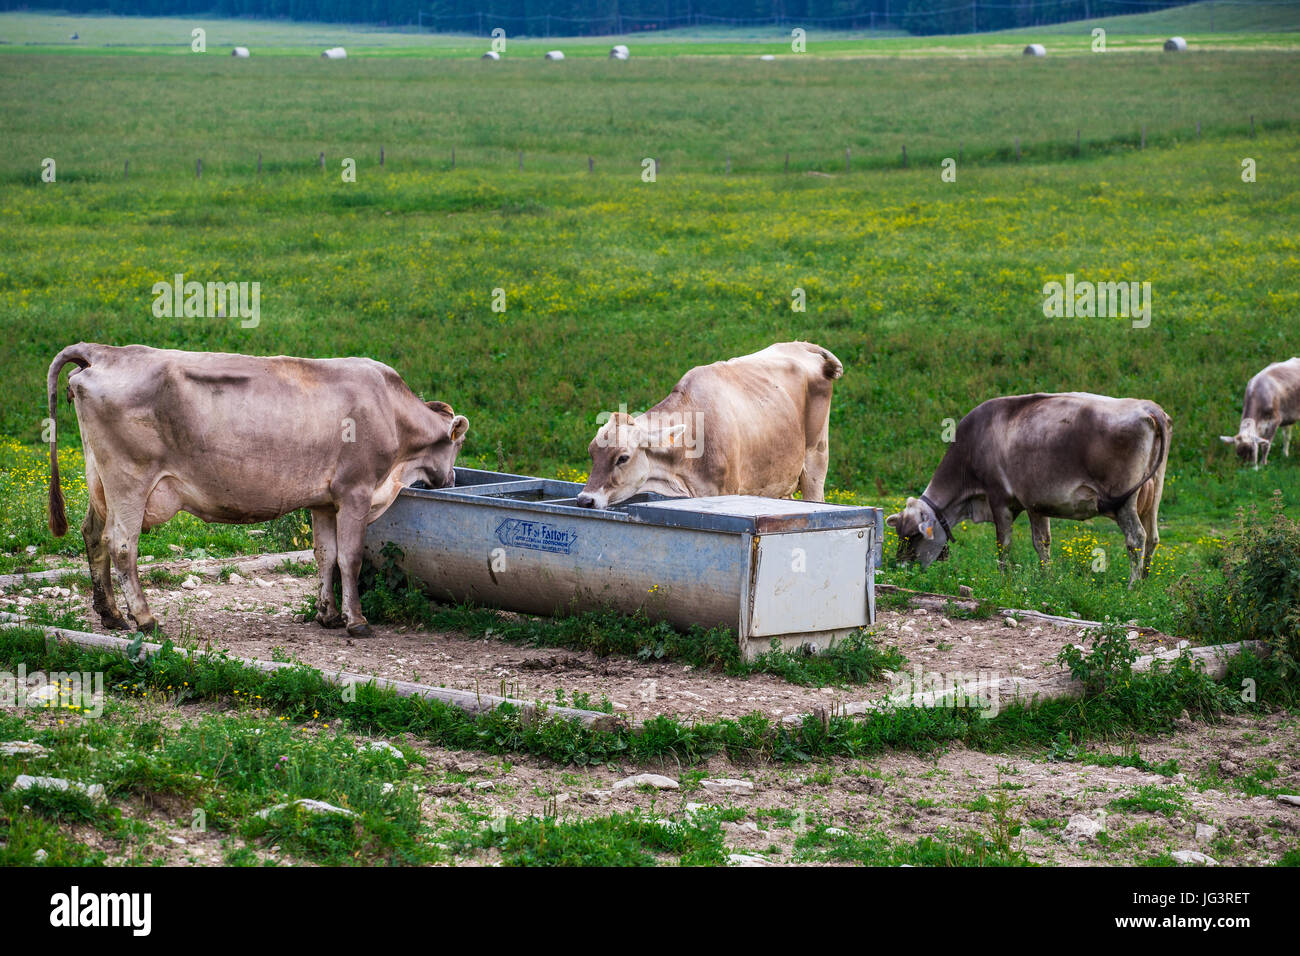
0 614 623 731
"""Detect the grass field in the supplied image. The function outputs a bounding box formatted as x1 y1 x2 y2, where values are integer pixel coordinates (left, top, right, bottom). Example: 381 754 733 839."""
1 11 1298 631
1 1 1299 58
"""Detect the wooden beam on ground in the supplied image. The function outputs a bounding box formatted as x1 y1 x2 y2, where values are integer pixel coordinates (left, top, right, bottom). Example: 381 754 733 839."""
0 614 623 731
875 583 1164 636
0 549 314 591
783 640 1267 725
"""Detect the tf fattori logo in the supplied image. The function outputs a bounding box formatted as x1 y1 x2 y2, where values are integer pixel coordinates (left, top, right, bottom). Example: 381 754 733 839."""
495 518 579 555
49 886 151 937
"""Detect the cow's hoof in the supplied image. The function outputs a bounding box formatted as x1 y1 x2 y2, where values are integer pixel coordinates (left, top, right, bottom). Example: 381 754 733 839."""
133 617 159 633
346 623 372 638
316 613 346 629
99 614 131 631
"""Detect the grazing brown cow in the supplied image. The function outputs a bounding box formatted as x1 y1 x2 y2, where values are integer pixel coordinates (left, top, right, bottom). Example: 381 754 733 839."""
887 392 1171 588
47 343 469 637
576 341 843 509
1220 358 1300 469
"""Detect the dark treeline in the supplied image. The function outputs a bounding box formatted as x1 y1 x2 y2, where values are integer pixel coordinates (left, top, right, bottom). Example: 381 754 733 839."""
5 0 1198 36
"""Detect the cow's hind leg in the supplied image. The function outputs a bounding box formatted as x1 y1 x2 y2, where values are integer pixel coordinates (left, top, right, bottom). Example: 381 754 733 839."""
798 425 830 503
334 497 372 638
1113 498 1147 589
1028 512 1051 568
105 510 156 631
1137 477 1163 580
311 507 344 629
82 504 129 630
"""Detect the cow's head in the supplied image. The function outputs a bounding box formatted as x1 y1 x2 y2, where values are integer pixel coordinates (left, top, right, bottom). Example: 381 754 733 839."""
1220 418 1271 469
576 411 686 509
886 496 951 568
409 401 469 489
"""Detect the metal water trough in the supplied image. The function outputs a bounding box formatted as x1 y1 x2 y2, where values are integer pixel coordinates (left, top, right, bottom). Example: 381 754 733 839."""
364 468 883 660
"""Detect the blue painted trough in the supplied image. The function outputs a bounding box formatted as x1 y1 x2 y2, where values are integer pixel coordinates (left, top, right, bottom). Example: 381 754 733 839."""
364 468 882 660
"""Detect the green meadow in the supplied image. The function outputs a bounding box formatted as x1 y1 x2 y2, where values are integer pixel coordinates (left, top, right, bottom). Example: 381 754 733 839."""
1 11 1298 632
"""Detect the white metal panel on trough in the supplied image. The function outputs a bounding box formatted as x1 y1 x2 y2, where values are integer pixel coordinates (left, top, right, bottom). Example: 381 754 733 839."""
1164 36 1188 51
1023 44 1046 57
322 47 347 59
609 44 629 59
364 469 882 660
481 50 500 60
544 50 565 60
231 46 250 58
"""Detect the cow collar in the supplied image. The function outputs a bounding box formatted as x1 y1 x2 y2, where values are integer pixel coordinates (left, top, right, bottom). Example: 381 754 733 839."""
920 493 956 543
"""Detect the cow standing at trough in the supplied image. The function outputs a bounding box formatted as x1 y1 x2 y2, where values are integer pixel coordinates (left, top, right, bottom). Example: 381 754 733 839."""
46 343 469 637
886 392 1171 588
1220 358 1300 469
576 341 843 509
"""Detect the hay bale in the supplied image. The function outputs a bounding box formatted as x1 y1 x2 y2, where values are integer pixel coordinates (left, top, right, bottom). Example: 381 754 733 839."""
544 50 565 61
609 44 629 60
321 47 347 60
1164 36 1188 52
1023 44 1046 57
481 50 500 60
231 46 250 58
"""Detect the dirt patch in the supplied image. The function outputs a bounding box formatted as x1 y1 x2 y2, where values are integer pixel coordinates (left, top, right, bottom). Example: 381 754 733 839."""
408 710 1299 867
20 569 1171 725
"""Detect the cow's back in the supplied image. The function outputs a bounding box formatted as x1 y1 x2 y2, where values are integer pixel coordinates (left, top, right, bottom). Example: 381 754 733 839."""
959 392 1168 513
652 342 840 496
69 346 408 492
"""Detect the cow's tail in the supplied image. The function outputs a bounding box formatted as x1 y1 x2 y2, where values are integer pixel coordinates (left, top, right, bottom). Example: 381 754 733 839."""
1099 408 1170 514
47 343 96 537
806 343 844 381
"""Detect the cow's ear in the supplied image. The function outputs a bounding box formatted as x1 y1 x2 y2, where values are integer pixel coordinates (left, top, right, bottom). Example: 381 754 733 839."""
426 400 454 416
450 415 469 442
922 522 935 539
657 423 688 448
1219 436 1236 443
885 512 901 529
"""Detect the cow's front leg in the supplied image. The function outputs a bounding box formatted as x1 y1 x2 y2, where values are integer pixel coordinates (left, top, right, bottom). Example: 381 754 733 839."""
106 511 156 632
310 507 344 628
1113 499 1147 589
81 504 129 630
991 505 1015 573
1028 512 1052 568
334 498 372 638
1282 425 1292 459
